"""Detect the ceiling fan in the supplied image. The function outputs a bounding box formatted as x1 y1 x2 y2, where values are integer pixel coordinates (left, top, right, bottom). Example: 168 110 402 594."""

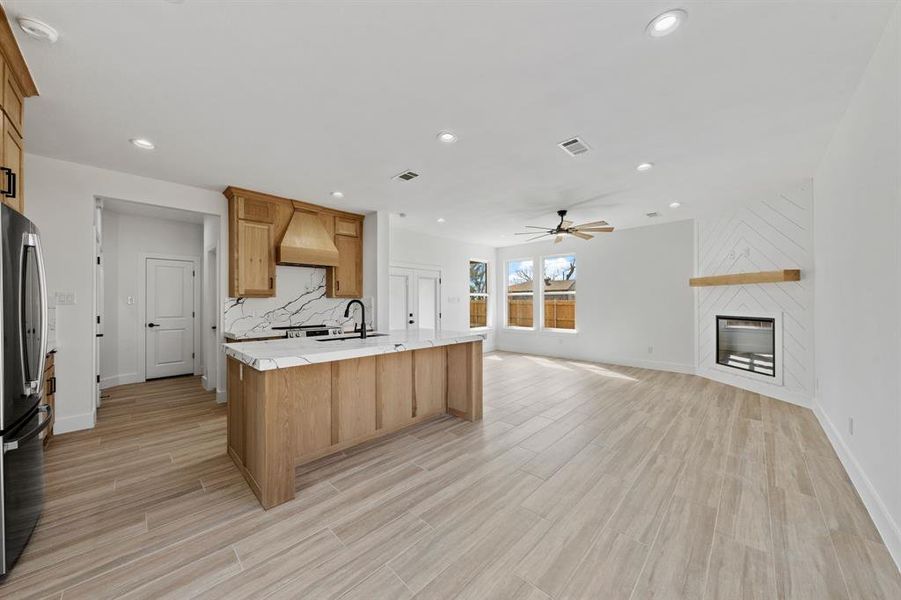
515 209 614 243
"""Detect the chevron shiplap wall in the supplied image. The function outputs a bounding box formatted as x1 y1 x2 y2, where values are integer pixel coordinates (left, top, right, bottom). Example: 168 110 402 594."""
696 183 814 406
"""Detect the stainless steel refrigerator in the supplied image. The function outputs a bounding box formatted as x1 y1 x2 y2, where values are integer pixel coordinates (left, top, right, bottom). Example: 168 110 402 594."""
0 203 50 577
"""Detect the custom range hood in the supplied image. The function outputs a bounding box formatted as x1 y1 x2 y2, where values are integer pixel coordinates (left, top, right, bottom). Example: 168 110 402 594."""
277 210 340 267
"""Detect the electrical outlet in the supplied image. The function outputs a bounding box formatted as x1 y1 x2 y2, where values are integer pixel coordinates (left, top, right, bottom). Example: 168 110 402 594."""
849 417 854 436
127 296 136 305
54 291 77 305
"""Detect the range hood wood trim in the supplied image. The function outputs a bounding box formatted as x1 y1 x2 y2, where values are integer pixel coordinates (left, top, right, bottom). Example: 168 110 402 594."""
689 269 801 287
277 210 340 267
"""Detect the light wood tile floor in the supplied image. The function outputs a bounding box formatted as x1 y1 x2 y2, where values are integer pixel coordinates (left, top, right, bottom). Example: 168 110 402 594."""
1 352 898 599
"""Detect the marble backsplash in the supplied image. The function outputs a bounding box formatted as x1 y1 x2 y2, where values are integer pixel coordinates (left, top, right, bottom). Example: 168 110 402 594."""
224 266 373 337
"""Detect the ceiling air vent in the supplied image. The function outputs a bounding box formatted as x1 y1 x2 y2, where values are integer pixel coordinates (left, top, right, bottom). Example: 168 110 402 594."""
646 211 660 218
558 136 590 157
393 170 420 182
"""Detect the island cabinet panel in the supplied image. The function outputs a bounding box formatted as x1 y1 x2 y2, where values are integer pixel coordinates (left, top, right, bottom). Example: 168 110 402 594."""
376 352 414 430
414 347 447 418
227 359 245 461
281 364 332 461
447 340 483 422
332 357 377 443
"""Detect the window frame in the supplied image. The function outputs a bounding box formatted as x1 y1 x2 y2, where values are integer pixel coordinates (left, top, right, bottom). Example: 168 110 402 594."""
540 252 578 333
504 257 536 330
468 259 490 330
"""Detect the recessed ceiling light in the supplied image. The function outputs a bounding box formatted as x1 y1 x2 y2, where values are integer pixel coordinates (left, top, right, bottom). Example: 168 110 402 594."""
669 201 681 208
636 162 654 172
437 131 457 144
436 217 446 223
17 17 59 43
647 9 686 38
129 138 155 150
331 191 344 199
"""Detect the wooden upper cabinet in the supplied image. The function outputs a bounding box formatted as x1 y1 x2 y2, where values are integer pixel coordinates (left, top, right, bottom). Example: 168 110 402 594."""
225 187 363 299
3 61 23 136
1 113 23 214
237 195 276 223
335 217 359 237
0 5 38 216
234 219 275 297
328 233 362 298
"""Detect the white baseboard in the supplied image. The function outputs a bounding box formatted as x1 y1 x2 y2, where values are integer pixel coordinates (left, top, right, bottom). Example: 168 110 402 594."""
697 367 812 409
100 373 141 389
216 389 227 404
814 403 901 570
201 375 215 391
54 412 95 434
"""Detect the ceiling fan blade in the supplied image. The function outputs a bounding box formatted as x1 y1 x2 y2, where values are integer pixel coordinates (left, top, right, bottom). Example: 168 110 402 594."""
515 230 551 235
554 235 564 244
572 220 608 228
575 226 615 233
523 225 552 230
527 233 553 242
561 220 573 228
570 231 594 240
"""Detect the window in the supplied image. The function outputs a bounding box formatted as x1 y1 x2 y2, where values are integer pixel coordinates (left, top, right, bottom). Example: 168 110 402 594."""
506 259 534 328
469 260 488 328
542 254 576 330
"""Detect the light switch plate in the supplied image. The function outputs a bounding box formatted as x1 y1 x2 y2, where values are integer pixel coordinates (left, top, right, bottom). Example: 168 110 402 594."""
55 291 77 305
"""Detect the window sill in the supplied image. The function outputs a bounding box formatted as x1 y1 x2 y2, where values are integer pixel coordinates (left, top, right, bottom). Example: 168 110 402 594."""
503 326 535 331
541 328 579 334
469 326 492 332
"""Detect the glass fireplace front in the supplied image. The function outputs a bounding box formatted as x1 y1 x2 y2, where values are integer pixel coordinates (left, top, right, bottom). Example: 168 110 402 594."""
716 316 776 377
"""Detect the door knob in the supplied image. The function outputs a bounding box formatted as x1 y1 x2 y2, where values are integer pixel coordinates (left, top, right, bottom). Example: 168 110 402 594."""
408 319 415 324
147 323 160 328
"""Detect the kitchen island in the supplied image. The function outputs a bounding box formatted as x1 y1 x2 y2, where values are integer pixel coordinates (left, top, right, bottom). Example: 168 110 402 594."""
223 330 484 509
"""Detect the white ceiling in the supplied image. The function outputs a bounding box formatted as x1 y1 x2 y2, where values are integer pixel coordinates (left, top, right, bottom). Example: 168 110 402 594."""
5 0 895 246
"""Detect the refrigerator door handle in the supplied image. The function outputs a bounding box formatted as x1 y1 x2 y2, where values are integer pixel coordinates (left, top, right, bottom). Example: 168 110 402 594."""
3 404 51 453
21 233 48 396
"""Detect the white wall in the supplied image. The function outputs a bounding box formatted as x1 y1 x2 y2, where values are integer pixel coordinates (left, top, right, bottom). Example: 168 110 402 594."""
24 154 228 433
494 220 695 372
695 182 814 407
202 215 220 394
812 4 901 566
99 210 203 388
389 227 497 351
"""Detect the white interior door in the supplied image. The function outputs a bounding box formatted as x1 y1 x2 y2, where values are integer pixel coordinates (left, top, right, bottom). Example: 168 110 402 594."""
146 258 195 379
389 266 442 332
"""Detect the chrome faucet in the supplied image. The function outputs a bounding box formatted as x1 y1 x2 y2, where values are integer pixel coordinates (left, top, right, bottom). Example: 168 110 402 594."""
343 299 367 339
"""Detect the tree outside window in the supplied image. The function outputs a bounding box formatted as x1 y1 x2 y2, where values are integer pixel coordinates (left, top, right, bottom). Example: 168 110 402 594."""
506 259 534 328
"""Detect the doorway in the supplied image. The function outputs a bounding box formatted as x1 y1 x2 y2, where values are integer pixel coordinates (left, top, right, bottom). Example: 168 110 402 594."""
144 257 198 379
389 266 442 331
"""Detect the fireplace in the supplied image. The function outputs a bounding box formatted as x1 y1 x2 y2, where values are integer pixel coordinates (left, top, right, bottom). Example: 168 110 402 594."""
716 315 776 377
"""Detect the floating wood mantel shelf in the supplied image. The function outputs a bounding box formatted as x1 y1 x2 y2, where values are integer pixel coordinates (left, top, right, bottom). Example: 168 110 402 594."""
689 269 801 287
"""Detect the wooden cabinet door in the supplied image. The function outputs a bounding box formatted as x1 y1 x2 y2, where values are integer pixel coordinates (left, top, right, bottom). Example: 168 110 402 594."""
1 113 23 214
235 220 275 297
331 234 362 298
3 64 23 137
237 196 275 223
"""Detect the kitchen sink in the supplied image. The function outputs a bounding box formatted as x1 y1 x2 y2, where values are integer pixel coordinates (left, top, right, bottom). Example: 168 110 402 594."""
315 333 389 342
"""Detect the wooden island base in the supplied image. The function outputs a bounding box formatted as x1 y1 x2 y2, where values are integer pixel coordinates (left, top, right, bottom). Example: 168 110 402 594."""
226 341 482 509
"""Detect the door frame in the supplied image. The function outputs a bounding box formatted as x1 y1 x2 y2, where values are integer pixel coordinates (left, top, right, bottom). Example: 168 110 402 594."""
138 252 201 383
389 262 443 332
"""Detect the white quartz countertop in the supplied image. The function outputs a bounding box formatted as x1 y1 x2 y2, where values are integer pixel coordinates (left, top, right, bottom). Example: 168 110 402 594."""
222 329 286 340
222 329 485 371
